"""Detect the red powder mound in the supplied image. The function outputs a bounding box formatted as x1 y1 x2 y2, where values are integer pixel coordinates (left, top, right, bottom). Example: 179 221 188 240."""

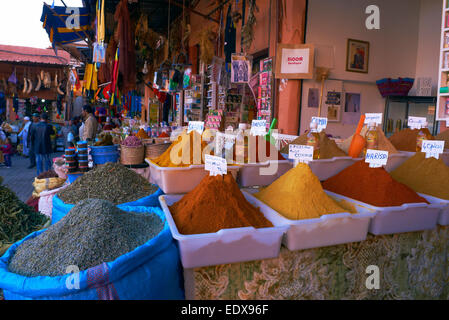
322 160 428 207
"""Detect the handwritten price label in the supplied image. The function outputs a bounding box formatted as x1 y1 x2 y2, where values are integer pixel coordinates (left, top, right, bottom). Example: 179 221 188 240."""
364 113 383 125
422 140 445 159
205 154 227 176
408 116 427 129
365 149 389 168
289 144 314 164
250 120 267 136
311 117 328 132
188 121 204 134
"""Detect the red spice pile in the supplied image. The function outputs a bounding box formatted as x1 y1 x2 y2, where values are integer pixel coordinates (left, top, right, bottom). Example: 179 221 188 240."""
322 160 428 207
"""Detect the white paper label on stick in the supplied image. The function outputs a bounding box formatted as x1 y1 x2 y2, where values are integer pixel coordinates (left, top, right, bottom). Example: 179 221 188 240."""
187 121 204 134
250 120 267 136
289 144 314 164
422 140 445 159
365 149 388 168
311 117 328 132
364 113 383 125
408 116 427 129
205 154 227 176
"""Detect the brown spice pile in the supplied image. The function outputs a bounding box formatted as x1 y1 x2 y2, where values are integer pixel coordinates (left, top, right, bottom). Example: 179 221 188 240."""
389 128 434 152
169 174 273 235
281 131 347 159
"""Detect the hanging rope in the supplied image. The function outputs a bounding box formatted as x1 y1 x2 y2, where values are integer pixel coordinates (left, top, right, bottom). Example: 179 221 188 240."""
167 0 171 56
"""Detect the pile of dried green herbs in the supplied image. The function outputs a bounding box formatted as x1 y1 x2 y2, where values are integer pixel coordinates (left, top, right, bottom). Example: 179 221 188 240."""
58 162 158 205
0 185 49 256
8 199 164 277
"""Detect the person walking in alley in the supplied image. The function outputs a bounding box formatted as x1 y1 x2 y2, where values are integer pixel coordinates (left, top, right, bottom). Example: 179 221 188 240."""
81 105 98 142
27 113 40 169
30 113 54 175
1 137 13 168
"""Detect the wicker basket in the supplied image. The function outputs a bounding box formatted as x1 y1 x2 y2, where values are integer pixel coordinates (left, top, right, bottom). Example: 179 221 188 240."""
120 145 145 165
154 137 171 144
145 141 171 159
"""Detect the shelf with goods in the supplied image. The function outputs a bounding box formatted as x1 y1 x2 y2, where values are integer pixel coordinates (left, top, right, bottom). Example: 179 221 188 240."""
183 74 204 122
256 57 274 128
437 0 449 121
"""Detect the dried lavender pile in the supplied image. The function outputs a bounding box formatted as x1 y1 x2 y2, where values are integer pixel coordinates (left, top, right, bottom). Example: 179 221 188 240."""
8 199 164 277
58 162 158 205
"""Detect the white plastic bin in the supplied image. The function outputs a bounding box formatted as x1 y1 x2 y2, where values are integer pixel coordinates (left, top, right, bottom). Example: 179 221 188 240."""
281 153 357 181
325 190 439 235
146 160 240 194
237 160 293 187
159 194 287 268
418 193 449 226
243 191 374 251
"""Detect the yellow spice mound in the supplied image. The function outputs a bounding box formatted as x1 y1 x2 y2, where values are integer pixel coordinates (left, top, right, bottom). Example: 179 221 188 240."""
254 163 347 220
151 130 210 167
391 152 449 200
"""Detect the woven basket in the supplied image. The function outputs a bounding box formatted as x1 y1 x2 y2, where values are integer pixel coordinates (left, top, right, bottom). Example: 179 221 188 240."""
120 145 145 165
145 142 171 159
154 137 171 144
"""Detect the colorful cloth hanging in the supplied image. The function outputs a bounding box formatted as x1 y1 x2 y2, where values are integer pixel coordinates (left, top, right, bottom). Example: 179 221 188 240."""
40 5 91 52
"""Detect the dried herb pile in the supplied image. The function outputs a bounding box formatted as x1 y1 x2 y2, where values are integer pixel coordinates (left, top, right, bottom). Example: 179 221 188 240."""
58 162 158 205
0 185 49 255
37 170 59 179
8 199 164 277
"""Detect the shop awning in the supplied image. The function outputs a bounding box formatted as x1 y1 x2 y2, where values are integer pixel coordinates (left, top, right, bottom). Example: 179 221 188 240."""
40 4 91 50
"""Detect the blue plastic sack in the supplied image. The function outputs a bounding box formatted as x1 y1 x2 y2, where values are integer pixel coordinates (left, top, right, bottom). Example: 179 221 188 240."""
51 188 164 224
0 206 185 300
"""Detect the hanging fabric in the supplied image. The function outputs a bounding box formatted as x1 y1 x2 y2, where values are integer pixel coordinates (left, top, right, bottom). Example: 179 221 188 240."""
224 4 236 73
96 0 105 44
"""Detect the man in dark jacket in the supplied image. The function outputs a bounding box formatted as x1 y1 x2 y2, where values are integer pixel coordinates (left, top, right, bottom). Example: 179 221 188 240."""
29 113 54 175
27 113 40 169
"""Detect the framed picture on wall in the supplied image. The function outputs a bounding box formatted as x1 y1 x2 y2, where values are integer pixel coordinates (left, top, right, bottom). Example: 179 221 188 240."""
327 105 341 122
346 39 370 73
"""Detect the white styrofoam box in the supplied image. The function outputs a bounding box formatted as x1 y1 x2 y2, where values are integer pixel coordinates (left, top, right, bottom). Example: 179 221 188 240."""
307 157 357 181
243 191 374 251
281 153 357 181
418 193 449 226
237 160 293 187
159 194 288 268
146 160 240 194
441 151 449 167
384 152 414 172
325 190 439 235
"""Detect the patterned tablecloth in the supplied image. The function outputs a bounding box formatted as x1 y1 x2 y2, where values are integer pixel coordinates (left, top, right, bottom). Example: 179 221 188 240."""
184 226 449 300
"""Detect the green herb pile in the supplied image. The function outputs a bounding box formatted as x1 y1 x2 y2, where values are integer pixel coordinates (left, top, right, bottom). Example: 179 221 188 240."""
8 198 164 277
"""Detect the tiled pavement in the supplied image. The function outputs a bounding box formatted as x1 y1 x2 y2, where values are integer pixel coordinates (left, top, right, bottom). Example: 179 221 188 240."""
0 153 62 202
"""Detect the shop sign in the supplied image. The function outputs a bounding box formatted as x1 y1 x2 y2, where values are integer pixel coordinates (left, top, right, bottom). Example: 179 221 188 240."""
205 154 227 176
311 117 328 132
365 149 388 168
422 140 445 159
188 121 204 134
250 120 267 136
408 116 427 129
364 113 383 125
275 44 314 79
289 145 314 164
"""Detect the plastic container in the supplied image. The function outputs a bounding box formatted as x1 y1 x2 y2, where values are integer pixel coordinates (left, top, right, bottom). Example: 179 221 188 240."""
77 141 88 149
77 154 88 161
90 145 119 165
242 191 374 251
159 194 287 268
237 160 293 187
418 193 449 226
67 173 83 184
281 154 356 181
146 160 241 194
325 190 440 235
77 147 88 155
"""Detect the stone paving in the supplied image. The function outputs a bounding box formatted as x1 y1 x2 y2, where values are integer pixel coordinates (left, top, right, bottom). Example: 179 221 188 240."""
0 153 62 202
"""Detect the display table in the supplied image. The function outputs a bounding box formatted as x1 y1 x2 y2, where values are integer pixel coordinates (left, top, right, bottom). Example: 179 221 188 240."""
184 226 449 300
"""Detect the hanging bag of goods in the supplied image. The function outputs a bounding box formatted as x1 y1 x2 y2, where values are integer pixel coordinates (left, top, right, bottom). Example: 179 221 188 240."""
32 170 66 198
120 136 145 165
51 163 162 224
0 200 184 300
